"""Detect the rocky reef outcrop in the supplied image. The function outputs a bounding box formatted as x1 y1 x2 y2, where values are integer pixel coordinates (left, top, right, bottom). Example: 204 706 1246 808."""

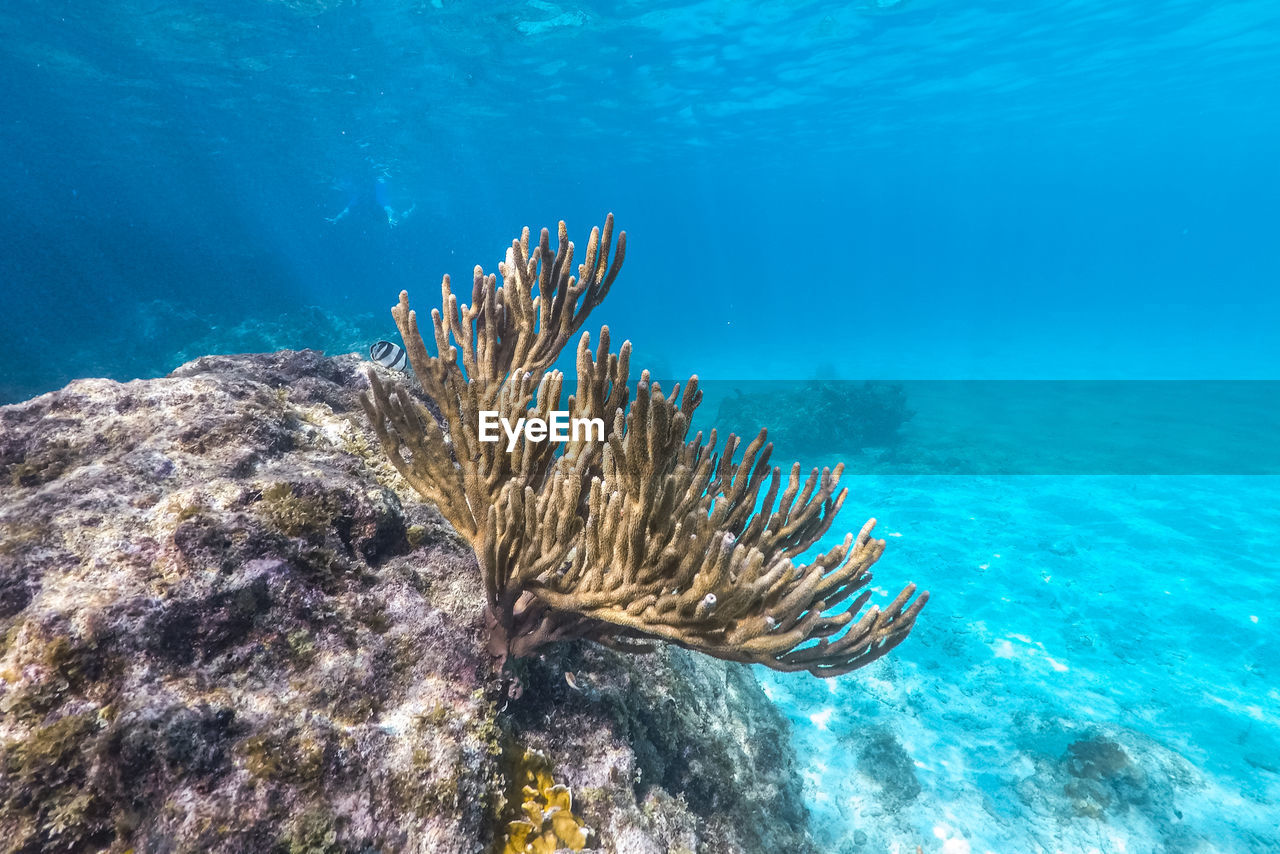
0 350 816 854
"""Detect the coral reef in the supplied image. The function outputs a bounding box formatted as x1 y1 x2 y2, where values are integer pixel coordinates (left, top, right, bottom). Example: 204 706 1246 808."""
0 349 818 853
0 300 384 408
362 216 927 675
854 727 922 809
713 380 914 459
1004 723 1209 851
504 640 814 854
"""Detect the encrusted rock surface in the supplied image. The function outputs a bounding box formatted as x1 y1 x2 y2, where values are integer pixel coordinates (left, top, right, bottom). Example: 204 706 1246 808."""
0 350 816 854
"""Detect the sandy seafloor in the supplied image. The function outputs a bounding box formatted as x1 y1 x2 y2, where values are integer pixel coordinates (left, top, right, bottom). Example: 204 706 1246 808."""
759 474 1280 854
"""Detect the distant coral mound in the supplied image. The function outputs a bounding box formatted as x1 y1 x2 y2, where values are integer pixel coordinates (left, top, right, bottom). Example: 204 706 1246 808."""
715 380 914 458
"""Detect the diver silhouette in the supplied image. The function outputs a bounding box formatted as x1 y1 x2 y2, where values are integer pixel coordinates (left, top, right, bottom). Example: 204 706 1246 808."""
327 174 416 227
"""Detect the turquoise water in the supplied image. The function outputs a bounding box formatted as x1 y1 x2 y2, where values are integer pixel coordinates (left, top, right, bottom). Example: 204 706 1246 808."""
762 474 1280 852
3 0 1278 850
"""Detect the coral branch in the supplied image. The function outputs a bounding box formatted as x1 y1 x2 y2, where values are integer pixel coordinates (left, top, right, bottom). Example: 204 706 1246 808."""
361 216 927 676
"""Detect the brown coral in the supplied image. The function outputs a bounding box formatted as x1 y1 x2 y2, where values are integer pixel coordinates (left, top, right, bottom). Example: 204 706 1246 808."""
361 215 927 676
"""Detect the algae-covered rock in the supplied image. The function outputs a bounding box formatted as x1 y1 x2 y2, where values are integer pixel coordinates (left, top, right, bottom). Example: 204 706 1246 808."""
0 350 816 854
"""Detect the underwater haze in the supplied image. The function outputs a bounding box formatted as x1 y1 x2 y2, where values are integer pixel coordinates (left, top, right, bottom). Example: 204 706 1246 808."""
3 0 1279 852
3 0 1280 394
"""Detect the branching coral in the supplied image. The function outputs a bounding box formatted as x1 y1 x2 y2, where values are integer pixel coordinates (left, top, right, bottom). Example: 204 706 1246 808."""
361 215 927 676
501 751 589 854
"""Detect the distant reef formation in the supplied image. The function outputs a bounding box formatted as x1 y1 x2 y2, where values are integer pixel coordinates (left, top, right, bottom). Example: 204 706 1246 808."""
713 381 914 461
0 350 815 854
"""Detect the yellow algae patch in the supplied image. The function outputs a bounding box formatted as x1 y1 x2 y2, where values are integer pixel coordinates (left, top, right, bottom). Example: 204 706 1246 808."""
501 751 588 854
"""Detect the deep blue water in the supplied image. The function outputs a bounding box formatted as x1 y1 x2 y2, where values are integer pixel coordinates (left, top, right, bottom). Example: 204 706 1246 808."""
2 0 1278 850
3 0 1279 397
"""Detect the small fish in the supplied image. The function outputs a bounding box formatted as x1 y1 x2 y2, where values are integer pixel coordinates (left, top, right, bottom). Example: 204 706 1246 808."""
369 340 407 371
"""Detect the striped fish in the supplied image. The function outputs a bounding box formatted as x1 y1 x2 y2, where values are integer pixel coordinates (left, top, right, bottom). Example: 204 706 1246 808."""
369 340 408 372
